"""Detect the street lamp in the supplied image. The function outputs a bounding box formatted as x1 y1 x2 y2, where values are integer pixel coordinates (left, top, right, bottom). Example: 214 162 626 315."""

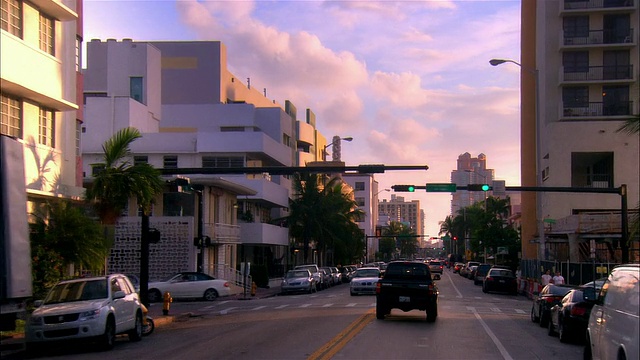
375 188 391 196
322 136 353 161
490 58 545 260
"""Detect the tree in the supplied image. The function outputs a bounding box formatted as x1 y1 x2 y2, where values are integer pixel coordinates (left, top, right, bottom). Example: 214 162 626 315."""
86 127 164 225
85 127 164 304
382 221 417 259
286 173 364 265
30 201 108 298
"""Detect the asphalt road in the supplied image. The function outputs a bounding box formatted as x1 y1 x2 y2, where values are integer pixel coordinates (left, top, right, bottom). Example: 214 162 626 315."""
8 269 586 359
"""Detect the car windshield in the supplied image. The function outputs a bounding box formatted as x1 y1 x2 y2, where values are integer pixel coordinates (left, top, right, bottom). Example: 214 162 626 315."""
430 262 442 266
44 279 108 304
287 271 309 278
296 266 316 272
384 263 430 281
355 269 380 277
490 269 514 277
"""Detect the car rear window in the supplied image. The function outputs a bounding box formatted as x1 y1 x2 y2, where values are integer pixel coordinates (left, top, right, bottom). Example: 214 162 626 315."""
384 263 430 281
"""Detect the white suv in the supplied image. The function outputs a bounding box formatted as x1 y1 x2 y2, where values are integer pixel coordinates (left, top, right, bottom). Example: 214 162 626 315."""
584 264 639 360
26 274 143 351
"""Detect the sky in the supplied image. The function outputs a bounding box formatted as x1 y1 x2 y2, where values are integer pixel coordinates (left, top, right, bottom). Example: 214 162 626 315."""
83 0 524 237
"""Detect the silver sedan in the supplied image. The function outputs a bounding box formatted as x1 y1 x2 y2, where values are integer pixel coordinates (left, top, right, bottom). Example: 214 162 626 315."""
350 267 381 296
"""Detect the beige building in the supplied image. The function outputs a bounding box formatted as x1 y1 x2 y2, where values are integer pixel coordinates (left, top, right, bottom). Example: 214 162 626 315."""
1 0 84 213
378 195 423 236
519 0 639 262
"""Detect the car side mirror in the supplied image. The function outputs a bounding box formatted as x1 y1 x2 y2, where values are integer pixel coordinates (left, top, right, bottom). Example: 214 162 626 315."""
582 287 597 302
113 290 126 300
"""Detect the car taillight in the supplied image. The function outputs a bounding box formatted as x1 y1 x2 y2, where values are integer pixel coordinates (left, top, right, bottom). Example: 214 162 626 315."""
570 305 587 316
224 282 230 287
376 282 381 294
486 277 493 282
428 284 434 295
545 296 560 303
439 266 443 270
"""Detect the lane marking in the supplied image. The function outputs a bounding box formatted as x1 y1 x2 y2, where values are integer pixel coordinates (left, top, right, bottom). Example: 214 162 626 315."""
470 307 513 360
322 304 333 308
219 307 237 315
308 309 375 360
444 271 464 298
300 303 312 308
491 307 502 313
346 303 357 307
515 309 526 314
251 306 266 311
275 305 289 309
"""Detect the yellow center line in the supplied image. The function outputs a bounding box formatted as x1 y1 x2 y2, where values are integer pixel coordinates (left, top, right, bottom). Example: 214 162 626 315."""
307 308 375 360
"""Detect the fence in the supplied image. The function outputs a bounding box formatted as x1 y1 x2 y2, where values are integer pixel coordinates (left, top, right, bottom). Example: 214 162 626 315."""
520 259 618 286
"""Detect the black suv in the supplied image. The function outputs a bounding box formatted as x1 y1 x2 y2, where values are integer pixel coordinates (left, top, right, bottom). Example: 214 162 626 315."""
375 261 439 322
473 263 493 285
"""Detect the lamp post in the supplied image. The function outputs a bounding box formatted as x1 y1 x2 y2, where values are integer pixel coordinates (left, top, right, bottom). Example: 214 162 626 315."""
490 58 545 261
322 136 353 161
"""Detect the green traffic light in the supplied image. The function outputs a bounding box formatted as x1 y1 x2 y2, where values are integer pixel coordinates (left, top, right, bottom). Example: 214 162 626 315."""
408 186 415 192
481 184 490 191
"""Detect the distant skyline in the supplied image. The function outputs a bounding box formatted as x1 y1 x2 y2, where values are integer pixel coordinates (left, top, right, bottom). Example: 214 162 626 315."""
84 0 523 236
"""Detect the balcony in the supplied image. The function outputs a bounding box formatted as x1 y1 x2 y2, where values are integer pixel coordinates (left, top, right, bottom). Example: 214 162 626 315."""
239 222 289 246
203 222 241 244
561 101 633 118
562 29 634 47
561 64 635 83
562 0 636 11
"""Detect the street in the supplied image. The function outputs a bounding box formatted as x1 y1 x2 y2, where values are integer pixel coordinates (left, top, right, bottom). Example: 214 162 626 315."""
15 269 585 359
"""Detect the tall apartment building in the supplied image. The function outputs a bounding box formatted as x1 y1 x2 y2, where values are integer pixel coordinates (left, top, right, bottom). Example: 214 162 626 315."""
342 174 381 263
450 152 495 215
1 0 84 216
520 0 639 262
378 195 423 236
82 40 327 280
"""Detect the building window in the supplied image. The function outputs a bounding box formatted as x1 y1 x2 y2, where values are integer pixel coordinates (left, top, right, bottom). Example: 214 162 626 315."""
91 164 105 176
355 197 365 207
563 51 589 73
75 121 81 156
1 94 22 138
563 86 589 108
39 13 54 55
1 0 22 37
202 156 244 168
130 77 143 103
354 182 365 191
571 152 614 188
563 16 589 39
75 36 82 72
164 155 178 169
134 156 148 165
39 108 55 147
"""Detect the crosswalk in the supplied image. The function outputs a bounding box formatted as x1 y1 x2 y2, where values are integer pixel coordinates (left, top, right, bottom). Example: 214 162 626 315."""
198 300 530 317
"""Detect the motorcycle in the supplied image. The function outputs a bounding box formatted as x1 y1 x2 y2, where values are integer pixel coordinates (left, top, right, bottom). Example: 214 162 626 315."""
141 303 155 336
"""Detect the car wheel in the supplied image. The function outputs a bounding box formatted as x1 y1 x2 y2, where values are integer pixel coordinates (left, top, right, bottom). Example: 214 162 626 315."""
148 289 162 303
426 305 437 322
128 311 143 342
203 288 219 301
558 319 570 343
376 302 388 320
531 306 540 323
547 318 556 336
583 336 593 360
540 310 549 328
99 316 116 351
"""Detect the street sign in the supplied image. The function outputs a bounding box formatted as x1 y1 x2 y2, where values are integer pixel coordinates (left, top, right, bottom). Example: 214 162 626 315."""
492 180 506 197
426 183 457 192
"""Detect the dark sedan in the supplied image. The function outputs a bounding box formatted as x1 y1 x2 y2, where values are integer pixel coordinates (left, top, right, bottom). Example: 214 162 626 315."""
530 284 577 328
482 268 517 294
547 288 594 343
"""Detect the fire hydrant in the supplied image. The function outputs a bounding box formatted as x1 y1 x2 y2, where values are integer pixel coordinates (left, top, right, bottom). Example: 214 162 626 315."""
162 291 172 315
251 281 257 297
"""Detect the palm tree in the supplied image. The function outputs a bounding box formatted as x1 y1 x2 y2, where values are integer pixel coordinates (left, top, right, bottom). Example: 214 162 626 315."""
85 127 164 304
286 172 363 265
86 127 164 224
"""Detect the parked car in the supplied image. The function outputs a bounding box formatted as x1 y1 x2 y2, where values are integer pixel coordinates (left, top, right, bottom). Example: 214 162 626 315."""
531 284 577 328
295 264 324 289
319 268 332 288
26 274 143 352
584 264 639 360
460 261 479 277
428 260 444 276
453 262 464 273
473 264 492 285
147 272 231 302
350 267 381 296
482 268 517 295
467 265 479 279
548 288 594 343
281 269 316 294
580 277 607 292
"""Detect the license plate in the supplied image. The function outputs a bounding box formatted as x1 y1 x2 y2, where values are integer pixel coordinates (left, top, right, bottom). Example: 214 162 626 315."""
499 280 505 283
399 296 410 302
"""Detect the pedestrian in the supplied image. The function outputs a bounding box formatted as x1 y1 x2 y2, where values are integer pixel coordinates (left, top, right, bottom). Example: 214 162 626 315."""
553 271 565 285
541 270 553 285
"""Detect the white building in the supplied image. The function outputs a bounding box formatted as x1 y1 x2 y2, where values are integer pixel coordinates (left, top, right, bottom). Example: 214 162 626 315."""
82 39 327 280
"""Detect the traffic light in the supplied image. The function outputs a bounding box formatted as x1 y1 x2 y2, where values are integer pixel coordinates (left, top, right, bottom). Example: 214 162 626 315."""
467 184 490 191
393 185 415 192
453 236 458 241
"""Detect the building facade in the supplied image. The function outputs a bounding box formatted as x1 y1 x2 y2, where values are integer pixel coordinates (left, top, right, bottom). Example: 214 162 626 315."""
82 39 327 280
378 195 423 236
521 0 639 262
1 0 84 219
450 152 495 215
342 174 381 263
